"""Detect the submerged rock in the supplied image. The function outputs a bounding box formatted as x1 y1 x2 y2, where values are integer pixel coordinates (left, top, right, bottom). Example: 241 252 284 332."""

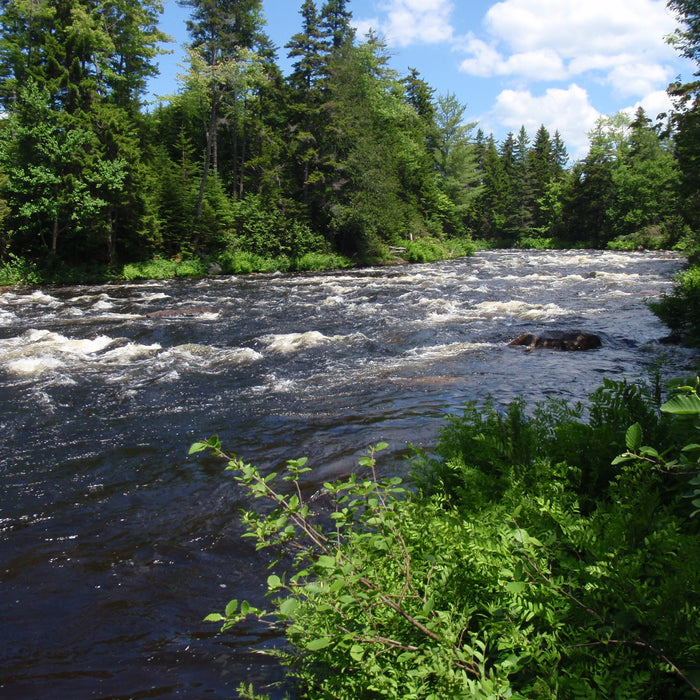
508 331 602 351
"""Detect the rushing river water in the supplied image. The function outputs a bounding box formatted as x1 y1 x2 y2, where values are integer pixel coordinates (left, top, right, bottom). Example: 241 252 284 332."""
0 250 696 698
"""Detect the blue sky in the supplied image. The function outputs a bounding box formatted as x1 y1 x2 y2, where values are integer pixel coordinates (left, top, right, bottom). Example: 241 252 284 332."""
149 0 697 160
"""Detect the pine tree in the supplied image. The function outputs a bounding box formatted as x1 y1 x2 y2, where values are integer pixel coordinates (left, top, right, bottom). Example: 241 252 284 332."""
608 107 681 242
179 0 268 215
319 0 353 51
321 37 435 255
286 0 326 207
0 0 164 264
433 92 481 232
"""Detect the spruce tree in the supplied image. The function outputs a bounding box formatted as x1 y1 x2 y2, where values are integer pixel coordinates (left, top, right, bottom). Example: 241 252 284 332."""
179 0 268 213
286 0 326 207
0 0 164 264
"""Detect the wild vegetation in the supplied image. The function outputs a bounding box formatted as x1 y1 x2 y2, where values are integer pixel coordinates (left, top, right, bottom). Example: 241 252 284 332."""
1 0 698 695
0 0 698 290
194 375 700 699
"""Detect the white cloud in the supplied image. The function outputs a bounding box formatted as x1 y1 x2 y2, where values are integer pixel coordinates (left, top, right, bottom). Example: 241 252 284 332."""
484 0 678 57
460 39 567 80
492 84 601 158
607 62 673 96
624 89 676 121
359 0 455 47
460 0 680 98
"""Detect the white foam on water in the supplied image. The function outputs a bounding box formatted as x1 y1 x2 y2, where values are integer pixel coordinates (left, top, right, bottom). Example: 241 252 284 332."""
405 341 495 361
138 292 171 302
24 290 60 306
251 372 297 394
101 342 162 363
261 331 342 354
6 356 65 376
52 334 116 355
473 300 569 321
0 308 15 326
225 347 263 365
321 294 345 307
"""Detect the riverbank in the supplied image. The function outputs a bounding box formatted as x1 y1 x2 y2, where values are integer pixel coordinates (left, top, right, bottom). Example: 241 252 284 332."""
0 237 476 287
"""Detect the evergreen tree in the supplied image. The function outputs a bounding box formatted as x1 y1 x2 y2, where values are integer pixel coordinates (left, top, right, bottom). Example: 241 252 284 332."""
499 132 521 240
473 135 506 240
608 107 681 243
667 0 700 230
285 0 326 207
319 0 353 51
321 37 435 255
0 0 164 264
101 0 169 111
515 126 535 234
402 68 436 129
561 116 623 245
179 0 268 215
433 92 481 233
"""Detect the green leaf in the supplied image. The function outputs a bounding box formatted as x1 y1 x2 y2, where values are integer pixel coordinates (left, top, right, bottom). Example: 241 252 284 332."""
204 613 225 622
349 644 364 661
267 574 282 590
661 393 700 415
279 597 299 617
225 599 238 617
306 636 332 651
315 555 336 569
505 581 527 594
625 422 643 452
189 441 208 455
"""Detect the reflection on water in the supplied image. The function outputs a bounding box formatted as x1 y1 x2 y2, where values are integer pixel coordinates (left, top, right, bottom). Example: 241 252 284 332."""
0 250 696 697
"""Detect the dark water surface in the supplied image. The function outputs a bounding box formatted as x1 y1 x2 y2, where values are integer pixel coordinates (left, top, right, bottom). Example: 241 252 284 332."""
0 250 696 698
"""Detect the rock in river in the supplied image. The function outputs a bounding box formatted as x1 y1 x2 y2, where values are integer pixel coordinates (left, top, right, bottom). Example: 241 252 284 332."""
508 331 602 351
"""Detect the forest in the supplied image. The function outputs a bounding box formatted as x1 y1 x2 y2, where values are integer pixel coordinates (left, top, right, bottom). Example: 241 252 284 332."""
0 0 698 283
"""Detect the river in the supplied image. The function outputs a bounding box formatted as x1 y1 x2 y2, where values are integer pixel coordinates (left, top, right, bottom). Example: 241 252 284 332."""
0 249 696 698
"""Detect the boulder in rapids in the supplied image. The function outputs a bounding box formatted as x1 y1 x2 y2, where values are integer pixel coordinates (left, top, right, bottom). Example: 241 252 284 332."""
508 331 602 351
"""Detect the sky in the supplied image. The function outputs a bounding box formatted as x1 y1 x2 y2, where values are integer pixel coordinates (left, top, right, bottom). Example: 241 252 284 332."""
148 0 698 161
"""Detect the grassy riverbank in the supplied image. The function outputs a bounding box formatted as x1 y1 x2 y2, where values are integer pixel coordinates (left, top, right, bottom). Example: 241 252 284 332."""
0 236 475 286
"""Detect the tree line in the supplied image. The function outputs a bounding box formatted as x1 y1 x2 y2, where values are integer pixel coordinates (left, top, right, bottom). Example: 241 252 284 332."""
0 0 697 274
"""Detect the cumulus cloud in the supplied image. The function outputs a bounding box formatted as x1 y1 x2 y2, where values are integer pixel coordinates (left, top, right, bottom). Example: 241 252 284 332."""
356 0 455 47
460 0 679 96
492 84 601 158
460 40 567 81
352 0 687 157
624 89 676 122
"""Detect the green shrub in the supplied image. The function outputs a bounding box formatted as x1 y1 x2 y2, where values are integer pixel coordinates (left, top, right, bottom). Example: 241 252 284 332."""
399 236 474 263
648 263 700 347
121 255 206 280
193 377 700 699
289 252 352 272
0 253 42 285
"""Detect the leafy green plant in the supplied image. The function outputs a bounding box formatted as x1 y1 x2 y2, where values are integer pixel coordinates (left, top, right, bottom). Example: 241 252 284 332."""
191 376 700 698
0 253 42 285
648 264 700 346
120 255 206 280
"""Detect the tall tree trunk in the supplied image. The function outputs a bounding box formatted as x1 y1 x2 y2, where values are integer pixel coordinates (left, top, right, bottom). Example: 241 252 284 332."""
196 107 216 220
232 90 239 198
